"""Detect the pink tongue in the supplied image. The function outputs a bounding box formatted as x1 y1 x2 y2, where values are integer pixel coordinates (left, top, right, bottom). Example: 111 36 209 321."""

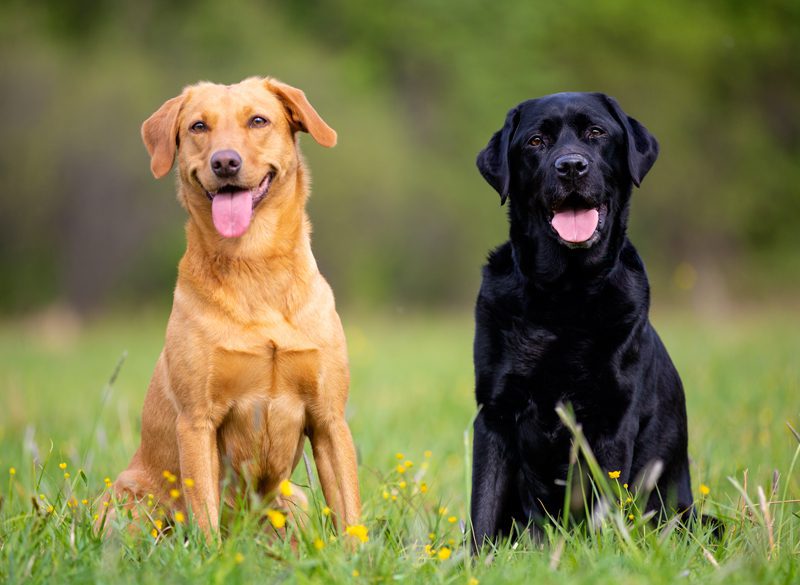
211 191 253 238
551 208 600 243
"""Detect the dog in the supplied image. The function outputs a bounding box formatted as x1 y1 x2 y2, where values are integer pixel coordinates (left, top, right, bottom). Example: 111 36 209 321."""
105 77 360 535
470 93 692 548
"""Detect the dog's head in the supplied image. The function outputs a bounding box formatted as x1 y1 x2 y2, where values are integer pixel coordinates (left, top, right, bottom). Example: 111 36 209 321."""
477 93 658 269
141 77 336 239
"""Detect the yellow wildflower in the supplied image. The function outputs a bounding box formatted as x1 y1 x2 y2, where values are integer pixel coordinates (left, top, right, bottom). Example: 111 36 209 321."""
424 450 432 458
154 519 163 530
279 479 293 497
428 532 436 541
104 477 112 488
468 578 480 585
396 465 406 474
438 506 447 516
64 472 70 479
608 470 621 479
419 482 428 494
424 543 435 556
313 538 325 550
151 528 158 538
265 509 286 529
628 514 635 520
448 515 457 524
437 547 452 560
169 489 180 499
9 467 15 476
345 524 369 543
352 570 360 577
234 552 245 564
395 453 404 460
47 505 54 513
59 462 67 470
183 478 194 488
623 483 628 489
699 484 710 496
404 460 413 469
382 490 390 500
322 506 331 516
174 511 185 523
399 481 407 489
81 499 88 505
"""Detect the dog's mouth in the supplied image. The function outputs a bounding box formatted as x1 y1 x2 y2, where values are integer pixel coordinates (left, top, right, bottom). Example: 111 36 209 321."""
549 195 608 249
204 172 274 239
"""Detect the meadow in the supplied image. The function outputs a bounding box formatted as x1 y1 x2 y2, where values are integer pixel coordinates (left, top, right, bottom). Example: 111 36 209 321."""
0 307 798 584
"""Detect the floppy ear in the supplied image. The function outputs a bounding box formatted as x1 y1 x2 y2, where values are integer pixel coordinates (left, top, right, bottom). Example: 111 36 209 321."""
476 106 520 205
266 79 337 148
141 93 185 179
599 94 659 187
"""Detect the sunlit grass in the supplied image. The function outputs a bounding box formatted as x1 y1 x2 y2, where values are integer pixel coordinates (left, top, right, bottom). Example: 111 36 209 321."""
0 308 798 583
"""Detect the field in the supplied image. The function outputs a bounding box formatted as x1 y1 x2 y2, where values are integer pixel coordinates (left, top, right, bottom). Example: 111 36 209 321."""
1 307 798 584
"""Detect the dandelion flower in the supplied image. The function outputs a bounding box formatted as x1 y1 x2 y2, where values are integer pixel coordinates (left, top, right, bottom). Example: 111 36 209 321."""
628 513 635 520
395 453 404 460
419 482 428 494
468 578 480 585
265 509 286 529
64 472 71 479
382 490 390 500
183 478 194 488
403 460 413 469
151 528 158 538
399 481 407 490
345 524 369 543
608 470 621 479
9 467 15 476
154 520 163 530
424 544 435 556
174 511 185 523
279 479 293 497
447 515 457 524
313 538 325 550
352 570 360 577
234 552 245 564
59 462 67 470
169 489 180 499
322 506 331 516
437 547 451 560
699 484 710 496
81 499 89 506
396 465 406 474
104 477 112 488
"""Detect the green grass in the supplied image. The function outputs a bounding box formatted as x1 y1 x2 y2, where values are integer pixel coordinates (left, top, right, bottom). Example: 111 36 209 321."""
0 307 798 584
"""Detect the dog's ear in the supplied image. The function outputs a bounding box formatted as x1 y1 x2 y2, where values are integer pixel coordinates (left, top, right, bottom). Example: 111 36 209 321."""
266 79 337 148
476 106 520 205
599 94 659 187
141 93 185 179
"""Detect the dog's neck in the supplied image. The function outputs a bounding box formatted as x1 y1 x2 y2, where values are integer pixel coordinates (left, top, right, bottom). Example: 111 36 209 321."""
177 159 319 316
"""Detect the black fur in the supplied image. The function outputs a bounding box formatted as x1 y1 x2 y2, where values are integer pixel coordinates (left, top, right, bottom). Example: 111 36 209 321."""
471 93 691 550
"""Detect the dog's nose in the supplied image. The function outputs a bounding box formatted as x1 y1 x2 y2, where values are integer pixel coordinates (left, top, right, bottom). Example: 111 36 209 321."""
211 149 242 178
555 154 589 179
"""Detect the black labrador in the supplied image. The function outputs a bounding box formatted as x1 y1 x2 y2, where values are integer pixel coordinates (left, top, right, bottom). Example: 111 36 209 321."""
471 93 692 549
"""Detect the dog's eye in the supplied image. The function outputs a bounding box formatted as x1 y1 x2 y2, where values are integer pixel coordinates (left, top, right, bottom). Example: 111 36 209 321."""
587 126 606 138
249 116 270 128
529 135 544 148
190 121 208 133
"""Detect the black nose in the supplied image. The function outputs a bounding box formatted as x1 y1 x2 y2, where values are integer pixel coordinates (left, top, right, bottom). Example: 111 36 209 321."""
555 154 589 179
211 149 242 178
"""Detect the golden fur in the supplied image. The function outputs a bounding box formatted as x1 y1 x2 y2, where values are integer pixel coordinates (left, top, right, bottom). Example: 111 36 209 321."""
106 77 360 534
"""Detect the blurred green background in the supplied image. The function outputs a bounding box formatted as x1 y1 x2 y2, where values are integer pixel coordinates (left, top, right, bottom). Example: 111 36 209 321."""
1 0 799 317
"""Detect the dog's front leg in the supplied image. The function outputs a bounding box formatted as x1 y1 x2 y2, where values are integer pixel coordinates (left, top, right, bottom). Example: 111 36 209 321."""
176 412 220 534
310 416 361 529
470 409 515 553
